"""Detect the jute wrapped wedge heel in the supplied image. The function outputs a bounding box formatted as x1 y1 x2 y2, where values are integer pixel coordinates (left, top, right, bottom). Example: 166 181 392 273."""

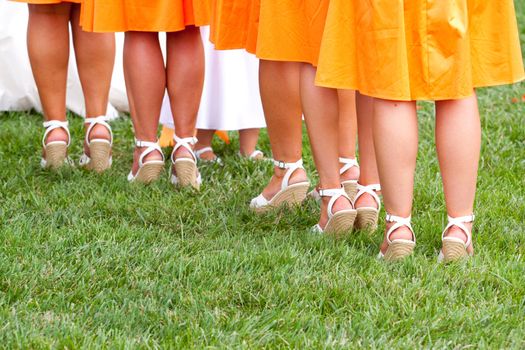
170 135 202 189
438 214 475 263
378 214 416 262
311 186 357 238
354 184 381 231
41 120 71 170
79 116 113 173
127 140 165 184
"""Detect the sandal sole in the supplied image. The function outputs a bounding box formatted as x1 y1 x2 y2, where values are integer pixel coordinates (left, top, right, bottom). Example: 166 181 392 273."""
174 160 200 189
87 141 111 173
355 207 379 231
134 163 164 184
44 143 67 170
384 241 415 262
254 183 310 213
324 210 357 238
441 240 469 263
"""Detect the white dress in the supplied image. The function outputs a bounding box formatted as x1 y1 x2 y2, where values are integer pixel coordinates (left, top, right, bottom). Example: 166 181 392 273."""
159 27 266 131
0 1 126 118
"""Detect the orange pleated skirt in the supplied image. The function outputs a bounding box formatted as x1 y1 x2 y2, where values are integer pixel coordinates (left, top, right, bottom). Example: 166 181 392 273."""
316 0 525 101
81 0 211 33
12 0 80 3
211 0 330 66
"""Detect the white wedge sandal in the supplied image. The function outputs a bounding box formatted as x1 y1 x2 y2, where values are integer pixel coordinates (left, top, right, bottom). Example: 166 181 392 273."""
354 184 381 231
41 120 71 169
79 116 113 172
309 157 360 201
250 159 310 213
170 135 202 189
311 187 357 237
239 150 264 160
127 140 165 183
378 214 416 262
339 157 359 199
438 214 475 263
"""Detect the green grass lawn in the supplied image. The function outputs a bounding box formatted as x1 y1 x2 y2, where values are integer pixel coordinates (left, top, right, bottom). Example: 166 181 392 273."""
1 8 525 350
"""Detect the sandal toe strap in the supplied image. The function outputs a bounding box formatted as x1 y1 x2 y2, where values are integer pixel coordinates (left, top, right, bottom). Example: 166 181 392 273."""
42 120 71 147
171 135 198 164
318 186 352 219
385 214 415 244
85 116 113 146
339 157 359 175
442 214 475 248
355 183 381 209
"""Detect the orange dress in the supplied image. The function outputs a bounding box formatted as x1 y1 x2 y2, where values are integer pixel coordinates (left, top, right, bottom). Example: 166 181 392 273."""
81 0 211 33
211 0 330 66
12 0 80 3
316 0 525 101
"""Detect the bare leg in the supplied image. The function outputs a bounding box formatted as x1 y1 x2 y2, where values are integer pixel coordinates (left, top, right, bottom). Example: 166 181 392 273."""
355 93 381 208
373 99 418 253
166 26 204 160
195 129 217 161
123 31 165 174
239 128 262 158
70 4 115 151
301 64 353 228
259 60 307 199
27 3 71 145
436 93 481 254
338 89 359 182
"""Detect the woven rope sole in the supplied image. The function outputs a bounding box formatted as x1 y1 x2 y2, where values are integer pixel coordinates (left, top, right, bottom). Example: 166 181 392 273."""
253 183 309 213
442 240 469 263
384 241 415 262
324 210 357 239
87 142 111 173
44 143 67 169
355 208 379 231
174 160 200 189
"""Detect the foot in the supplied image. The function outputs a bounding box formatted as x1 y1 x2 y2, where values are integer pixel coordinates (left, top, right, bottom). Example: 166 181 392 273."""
260 166 308 201
443 222 474 255
195 144 218 161
42 127 69 158
130 145 164 176
340 159 360 183
379 220 414 255
240 148 264 160
83 123 112 157
318 193 354 230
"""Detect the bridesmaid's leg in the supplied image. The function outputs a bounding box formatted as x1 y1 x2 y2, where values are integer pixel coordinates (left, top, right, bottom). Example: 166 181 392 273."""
301 64 353 229
166 26 205 160
258 60 307 199
338 89 360 182
373 99 418 253
238 128 262 158
71 4 115 149
27 3 71 144
123 31 165 174
435 94 481 254
355 93 381 208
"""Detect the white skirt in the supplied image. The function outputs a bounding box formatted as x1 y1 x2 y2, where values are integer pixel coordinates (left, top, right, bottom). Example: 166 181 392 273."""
160 27 266 131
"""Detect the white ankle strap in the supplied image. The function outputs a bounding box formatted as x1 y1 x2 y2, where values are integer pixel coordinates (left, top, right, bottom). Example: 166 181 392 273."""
442 214 475 248
195 146 213 158
385 214 415 244
84 115 113 146
339 157 359 175
355 183 381 209
171 134 198 163
319 186 352 219
272 159 304 190
42 120 70 147
135 139 164 167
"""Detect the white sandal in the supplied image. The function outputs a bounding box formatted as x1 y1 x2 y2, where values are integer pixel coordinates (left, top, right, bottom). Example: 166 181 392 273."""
170 135 202 189
339 157 359 199
250 159 310 213
41 120 71 169
195 146 222 165
354 184 381 230
312 187 357 237
239 149 264 160
378 214 416 261
308 157 360 201
127 139 165 183
438 214 475 263
79 116 113 172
